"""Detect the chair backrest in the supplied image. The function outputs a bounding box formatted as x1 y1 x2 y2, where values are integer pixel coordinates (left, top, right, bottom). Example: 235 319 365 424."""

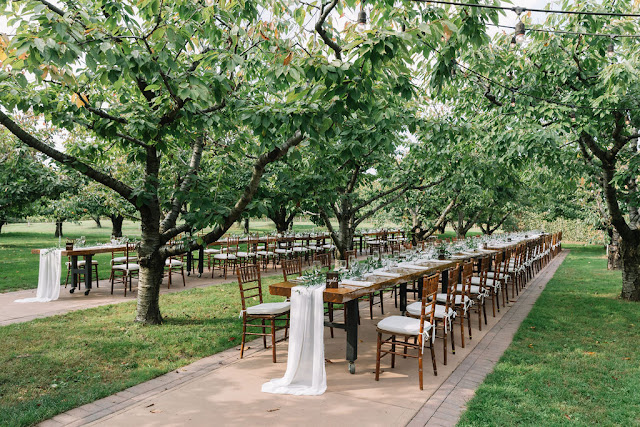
476 255 490 290
389 241 401 255
227 237 240 254
493 251 504 276
419 273 440 334
444 265 459 310
314 252 332 268
282 258 302 282
237 264 262 311
460 261 473 297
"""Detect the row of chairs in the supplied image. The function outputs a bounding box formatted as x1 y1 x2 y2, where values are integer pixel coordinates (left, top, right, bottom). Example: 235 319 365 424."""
375 232 563 389
205 235 338 279
234 232 562 390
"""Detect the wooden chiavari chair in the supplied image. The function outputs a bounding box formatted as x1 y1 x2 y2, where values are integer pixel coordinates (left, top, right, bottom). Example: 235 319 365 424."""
375 273 440 390
237 264 290 363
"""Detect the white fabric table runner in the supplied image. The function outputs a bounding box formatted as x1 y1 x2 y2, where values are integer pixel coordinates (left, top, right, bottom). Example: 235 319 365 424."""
15 249 62 303
262 284 327 396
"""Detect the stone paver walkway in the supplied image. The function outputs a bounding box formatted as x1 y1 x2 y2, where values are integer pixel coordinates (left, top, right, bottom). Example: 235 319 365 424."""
408 250 568 427
34 251 568 427
0 267 284 326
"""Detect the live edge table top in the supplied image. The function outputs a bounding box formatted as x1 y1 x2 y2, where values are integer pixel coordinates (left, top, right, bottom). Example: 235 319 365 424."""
269 260 458 304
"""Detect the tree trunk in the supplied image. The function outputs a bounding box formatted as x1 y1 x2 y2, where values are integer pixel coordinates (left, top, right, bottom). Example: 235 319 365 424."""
607 229 622 270
0 220 5 234
436 220 447 234
110 215 124 237
269 206 296 233
243 217 250 234
135 209 164 325
93 216 102 228
54 220 63 238
335 216 354 260
620 234 640 301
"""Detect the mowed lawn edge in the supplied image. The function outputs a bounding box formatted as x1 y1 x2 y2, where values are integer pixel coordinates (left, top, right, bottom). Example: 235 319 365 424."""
457 245 640 426
0 274 287 427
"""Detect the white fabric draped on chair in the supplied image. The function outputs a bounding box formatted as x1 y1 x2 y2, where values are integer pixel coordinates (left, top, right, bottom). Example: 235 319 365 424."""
15 249 62 303
262 284 327 396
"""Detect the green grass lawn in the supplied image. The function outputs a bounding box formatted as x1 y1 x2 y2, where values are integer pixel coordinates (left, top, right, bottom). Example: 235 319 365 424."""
0 219 435 293
458 245 640 426
0 274 287 427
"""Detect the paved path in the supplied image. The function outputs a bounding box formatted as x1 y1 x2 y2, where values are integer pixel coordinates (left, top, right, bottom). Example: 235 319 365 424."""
0 267 284 326
35 251 568 427
408 250 568 427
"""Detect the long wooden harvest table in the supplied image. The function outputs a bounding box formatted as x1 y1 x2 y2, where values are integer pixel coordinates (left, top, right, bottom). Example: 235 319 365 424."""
269 259 457 374
31 245 127 295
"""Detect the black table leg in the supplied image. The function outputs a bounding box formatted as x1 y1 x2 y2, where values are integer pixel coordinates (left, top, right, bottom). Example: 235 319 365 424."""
84 255 92 295
69 255 78 293
198 247 204 277
186 250 193 276
441 268 449 294
399 282 408 313
345 299 359 374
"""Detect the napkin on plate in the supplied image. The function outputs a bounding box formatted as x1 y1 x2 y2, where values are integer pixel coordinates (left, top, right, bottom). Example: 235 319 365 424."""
397 263 427 270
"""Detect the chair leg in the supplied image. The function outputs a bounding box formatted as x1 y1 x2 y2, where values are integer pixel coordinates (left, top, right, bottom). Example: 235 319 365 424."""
391 336 396 368
418 349 424 390
262 319 267 349
375 332 382 381
443 324 447 365
181 266 186 287
430 340 437 376
240 319 247 359
94 264 99 288
271 318 277 363
460 309 465 348
450 322 456 354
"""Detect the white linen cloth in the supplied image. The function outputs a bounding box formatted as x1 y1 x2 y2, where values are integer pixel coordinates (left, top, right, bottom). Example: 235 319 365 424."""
369 270 401 278
398 263 427 270
15 249 62 303
262 284 327 396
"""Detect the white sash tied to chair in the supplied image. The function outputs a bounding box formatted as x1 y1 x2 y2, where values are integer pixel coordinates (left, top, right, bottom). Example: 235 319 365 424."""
443 309 456 334
420 327 436 353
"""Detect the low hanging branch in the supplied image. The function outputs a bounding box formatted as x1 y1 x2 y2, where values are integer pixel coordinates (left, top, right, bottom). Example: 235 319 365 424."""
0 109 135 203
161 131 305 257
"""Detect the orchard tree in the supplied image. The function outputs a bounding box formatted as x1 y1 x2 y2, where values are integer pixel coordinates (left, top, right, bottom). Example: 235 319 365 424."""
0 0 325 324
451 0 640 299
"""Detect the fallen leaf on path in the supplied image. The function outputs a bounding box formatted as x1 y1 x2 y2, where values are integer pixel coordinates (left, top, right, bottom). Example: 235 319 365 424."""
267 408 279 412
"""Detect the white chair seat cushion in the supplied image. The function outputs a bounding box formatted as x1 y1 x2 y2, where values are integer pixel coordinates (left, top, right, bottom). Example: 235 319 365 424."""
456 284 482 294
486 272 508 280
407 302 454 319
436 293 470 305
214 254 236 260
322 244 335 249
256 250 275 256
165 259 183 266
470 277 500 288
274 248 291 254
236 251 255 257
203 248 220 254
112 263 140 271
246 301 291 315
67 260 98 267
377 315 431 336
111 256 136 264
293 247 308 252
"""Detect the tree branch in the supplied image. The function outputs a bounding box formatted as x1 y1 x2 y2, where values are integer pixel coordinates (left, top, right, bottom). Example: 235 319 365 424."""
160 135 205 238
0 109 134 203
314 0 342 60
